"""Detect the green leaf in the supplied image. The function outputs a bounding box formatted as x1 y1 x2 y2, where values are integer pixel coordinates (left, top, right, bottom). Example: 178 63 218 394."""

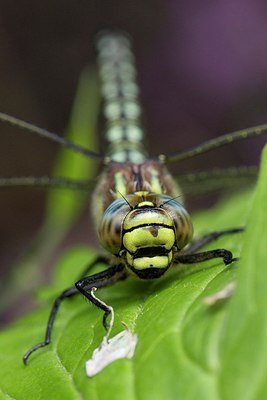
219 146 267 399
1 148 266 399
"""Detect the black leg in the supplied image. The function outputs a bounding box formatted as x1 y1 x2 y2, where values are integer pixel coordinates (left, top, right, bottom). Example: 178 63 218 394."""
77 255 110 280
175 248 233 266
23 286 78 364
23 255 111 365
75 263 128 331
174 228 244 304
184 227 244 254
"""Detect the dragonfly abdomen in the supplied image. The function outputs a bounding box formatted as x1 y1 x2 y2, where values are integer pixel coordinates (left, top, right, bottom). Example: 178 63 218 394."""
97 32 147 164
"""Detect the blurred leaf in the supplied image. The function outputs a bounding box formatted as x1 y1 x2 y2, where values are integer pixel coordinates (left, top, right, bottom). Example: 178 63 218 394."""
1 66 101 310
35 65 101 251
44 66 100 227
1 146 266 399
219 146 267 399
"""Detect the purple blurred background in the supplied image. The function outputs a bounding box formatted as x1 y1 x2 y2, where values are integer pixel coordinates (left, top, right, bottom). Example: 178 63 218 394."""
0 0 267 323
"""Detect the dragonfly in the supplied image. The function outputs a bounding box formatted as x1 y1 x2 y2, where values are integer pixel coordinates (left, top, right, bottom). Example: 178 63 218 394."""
0 31 266 365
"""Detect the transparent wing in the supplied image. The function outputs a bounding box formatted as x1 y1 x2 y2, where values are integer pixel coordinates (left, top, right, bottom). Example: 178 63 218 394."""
178 166 257 197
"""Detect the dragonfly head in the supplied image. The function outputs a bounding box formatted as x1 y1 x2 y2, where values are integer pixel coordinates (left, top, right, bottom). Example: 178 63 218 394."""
98 192 193 279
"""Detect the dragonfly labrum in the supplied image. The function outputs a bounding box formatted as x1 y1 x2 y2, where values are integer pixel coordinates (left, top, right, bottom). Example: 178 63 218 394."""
0 31 267 365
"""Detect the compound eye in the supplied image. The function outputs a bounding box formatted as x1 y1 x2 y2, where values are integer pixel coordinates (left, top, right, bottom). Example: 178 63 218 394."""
98 198 130 254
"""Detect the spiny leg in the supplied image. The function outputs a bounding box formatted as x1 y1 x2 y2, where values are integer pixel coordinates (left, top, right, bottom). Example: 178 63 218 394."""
175 250 238 304
23 286 79 364
77 255 110 280
184 227 244 254
174 228 242 285
75 263 128 332
23 255 110 365
175 248 233 266
175 228 244 302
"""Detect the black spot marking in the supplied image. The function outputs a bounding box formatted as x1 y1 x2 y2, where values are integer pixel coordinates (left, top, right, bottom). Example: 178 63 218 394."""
149 225 159 237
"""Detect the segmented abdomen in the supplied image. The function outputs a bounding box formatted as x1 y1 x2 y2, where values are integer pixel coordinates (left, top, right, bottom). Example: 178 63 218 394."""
96 32 146 163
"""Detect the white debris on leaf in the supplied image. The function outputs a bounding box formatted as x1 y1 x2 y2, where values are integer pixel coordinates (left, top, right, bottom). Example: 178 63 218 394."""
86 325 138 377
203 281 236 305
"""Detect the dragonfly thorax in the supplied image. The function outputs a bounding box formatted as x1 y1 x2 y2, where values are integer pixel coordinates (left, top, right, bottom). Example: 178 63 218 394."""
98 191 193 279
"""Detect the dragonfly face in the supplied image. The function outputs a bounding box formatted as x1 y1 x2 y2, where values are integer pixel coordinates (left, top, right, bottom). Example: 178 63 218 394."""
96 163 193 279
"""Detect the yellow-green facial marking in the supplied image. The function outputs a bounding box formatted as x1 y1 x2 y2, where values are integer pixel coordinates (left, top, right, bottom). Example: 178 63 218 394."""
98 191 193 279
